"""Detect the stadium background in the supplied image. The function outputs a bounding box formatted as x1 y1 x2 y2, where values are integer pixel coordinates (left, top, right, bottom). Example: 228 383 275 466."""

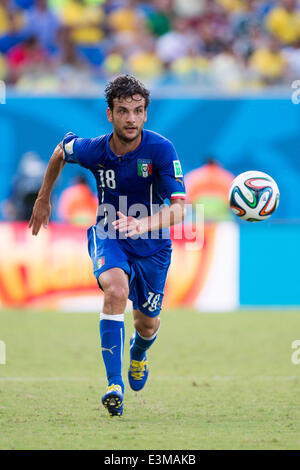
1 0 300 311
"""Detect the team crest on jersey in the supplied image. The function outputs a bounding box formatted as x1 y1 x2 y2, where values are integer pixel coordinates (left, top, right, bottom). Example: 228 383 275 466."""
137 159 152 178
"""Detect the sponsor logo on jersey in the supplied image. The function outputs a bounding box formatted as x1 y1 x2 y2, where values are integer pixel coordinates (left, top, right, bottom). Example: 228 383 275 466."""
175 178 184 186
173 160 183 178
137 159 152 178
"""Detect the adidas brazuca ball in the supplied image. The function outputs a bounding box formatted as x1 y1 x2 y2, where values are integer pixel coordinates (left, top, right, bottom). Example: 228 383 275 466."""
229 171 280 222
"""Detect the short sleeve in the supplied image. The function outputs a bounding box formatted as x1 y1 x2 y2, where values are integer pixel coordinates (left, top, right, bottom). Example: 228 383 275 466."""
155 140 186 201
62 132 98 168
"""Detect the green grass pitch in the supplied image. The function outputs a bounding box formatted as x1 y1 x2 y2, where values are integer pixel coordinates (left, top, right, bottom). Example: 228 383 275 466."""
0 308 299 450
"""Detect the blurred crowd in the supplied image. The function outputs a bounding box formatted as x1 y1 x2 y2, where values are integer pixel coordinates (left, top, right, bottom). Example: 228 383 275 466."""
0 0 299 93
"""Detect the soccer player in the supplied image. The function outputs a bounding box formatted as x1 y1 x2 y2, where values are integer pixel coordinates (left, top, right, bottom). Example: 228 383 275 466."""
29 75 186 417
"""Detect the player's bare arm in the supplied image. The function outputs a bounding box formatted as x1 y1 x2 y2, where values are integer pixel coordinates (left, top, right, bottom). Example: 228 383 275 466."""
112 198 186 238
29 143 65 236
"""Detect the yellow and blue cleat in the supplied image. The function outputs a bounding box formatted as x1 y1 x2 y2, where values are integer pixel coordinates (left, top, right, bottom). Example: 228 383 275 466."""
101 384 123 417
128 336 149 391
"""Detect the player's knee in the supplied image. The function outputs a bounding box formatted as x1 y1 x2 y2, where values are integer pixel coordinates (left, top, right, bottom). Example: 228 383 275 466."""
134 317 160 338
103 283 129 308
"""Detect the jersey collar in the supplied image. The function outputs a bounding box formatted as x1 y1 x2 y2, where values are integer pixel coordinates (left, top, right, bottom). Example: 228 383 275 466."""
106 130 147 160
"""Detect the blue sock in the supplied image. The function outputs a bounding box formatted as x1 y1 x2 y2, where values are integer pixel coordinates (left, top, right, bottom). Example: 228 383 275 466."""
130 323 160 361
99 313 125 393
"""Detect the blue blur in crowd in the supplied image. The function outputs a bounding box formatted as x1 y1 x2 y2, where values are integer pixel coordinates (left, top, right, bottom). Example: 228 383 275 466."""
22 3 60 49
13 0 34 8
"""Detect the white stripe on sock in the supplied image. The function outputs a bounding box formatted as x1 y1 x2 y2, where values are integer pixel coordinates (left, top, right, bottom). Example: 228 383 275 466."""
100 313 124 322
120 327 123 365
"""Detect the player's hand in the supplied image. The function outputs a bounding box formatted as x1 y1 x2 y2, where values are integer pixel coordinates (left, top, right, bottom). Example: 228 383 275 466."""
28 197 51 236
112 211 146 238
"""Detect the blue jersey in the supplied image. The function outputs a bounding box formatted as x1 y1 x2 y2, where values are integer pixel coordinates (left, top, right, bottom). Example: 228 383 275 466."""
62 129 185 257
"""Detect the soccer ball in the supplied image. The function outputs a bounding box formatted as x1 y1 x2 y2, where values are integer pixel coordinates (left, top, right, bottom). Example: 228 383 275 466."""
229 171 280 222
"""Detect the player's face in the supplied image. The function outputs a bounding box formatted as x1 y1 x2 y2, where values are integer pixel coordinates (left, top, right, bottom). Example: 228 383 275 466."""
107 95 147 143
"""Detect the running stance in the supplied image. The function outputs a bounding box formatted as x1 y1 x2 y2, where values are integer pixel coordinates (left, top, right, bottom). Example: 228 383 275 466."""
29 75 186 417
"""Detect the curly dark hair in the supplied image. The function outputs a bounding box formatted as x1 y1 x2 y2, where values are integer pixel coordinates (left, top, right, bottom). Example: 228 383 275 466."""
104 74 150 110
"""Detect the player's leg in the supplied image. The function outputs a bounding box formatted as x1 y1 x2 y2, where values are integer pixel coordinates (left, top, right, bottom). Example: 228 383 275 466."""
128 246 172 391
99 268 128 390
99 268 129 416
128 310 161 391
87 226 133 416
132 309 161 361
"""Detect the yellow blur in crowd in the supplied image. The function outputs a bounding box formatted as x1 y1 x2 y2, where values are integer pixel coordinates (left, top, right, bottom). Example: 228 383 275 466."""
0 3 24 35
0 53 6 80
107 4 142 33
217 0 246 13
250 47 286 81
128 51 163 79
171 55 210 77
103 52 124 75
266 5 300 45
60 0 104 44
49 0 105 8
